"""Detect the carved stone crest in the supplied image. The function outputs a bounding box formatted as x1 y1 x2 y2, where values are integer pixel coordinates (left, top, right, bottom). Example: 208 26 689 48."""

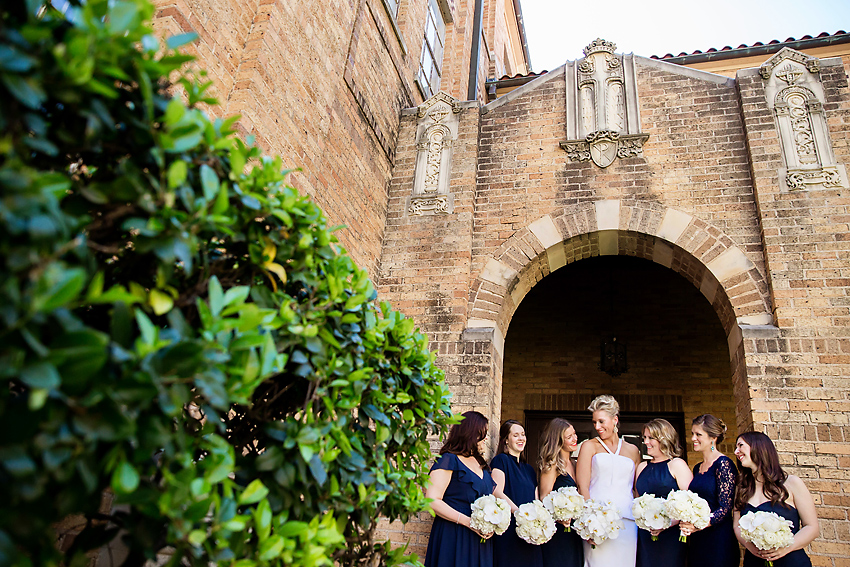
409 92 460 215
561 39 647 168
760 48 849 192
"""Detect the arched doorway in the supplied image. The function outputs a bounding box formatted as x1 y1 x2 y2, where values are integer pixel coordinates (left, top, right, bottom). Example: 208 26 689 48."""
501 255 734 464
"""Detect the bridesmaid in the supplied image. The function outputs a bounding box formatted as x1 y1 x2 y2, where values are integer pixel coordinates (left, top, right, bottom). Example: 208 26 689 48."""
425 411 511 567
733 431 818 567
634 418 693 567
680 414 740 567
490 420 542 567
538 418 584 567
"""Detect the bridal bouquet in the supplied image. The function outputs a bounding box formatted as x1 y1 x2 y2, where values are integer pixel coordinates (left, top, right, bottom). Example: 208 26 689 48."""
573 499 624 548
632 493 672 541
738 510 796 566
664 489 711 542
469 494 512 541
542 486 585 531
514 500 557 545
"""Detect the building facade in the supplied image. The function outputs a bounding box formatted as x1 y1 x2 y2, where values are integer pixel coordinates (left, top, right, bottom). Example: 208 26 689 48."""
150 1 850 562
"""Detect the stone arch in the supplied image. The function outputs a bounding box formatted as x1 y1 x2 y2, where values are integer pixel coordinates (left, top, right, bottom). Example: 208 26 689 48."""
464 199 770 435
470 200 768 358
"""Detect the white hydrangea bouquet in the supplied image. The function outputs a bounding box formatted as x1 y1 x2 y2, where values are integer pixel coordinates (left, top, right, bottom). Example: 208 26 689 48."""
632 493 672 541
514 500 557 545
542 486 585 532
573 499 624 548
738 510 796 567
664 489 711 542
469 494 512 542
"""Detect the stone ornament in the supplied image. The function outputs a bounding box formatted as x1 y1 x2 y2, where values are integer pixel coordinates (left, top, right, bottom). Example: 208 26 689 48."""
560 39 648 168
759 47 848 192
409 91 461 215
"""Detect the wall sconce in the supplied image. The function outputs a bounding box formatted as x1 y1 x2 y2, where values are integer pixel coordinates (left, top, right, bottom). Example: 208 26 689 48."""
599 335 628 377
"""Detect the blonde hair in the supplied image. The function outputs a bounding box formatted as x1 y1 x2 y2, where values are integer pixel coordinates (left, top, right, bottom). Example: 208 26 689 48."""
643 418 682 458
538 418 573 477
587 395 619 418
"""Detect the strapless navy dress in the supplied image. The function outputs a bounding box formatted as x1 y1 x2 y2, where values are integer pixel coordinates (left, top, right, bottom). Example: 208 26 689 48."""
425 453 496 567
742 501 811 567
687 456 740 567
634 460 686 567
490 453 543 567
541 473 584 567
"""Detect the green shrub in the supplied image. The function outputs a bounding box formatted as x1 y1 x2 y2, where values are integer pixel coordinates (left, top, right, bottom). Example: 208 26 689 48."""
0 1 455 565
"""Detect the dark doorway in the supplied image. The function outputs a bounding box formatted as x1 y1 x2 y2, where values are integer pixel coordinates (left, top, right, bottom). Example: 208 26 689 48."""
523 410 687 472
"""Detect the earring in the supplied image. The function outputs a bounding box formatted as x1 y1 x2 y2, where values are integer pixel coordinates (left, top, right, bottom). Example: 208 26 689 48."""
711 445 716 451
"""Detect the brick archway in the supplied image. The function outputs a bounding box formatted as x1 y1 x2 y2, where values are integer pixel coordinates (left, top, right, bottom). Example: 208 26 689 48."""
467 199 771 348
464 200 772 435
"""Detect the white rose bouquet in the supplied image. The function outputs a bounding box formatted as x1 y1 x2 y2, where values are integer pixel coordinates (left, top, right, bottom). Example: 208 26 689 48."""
664 489 711 542
469 494 512 542
542 486 585 532
514 500 557 545
738 510 796 567
573 499 624 548
632 493 672 541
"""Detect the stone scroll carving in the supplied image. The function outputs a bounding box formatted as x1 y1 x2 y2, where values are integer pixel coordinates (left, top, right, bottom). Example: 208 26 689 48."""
560 39 648 168
408 92 461 215
760 48 848 192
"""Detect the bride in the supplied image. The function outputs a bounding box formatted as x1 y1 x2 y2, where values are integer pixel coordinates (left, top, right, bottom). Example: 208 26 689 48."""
576 395 641 567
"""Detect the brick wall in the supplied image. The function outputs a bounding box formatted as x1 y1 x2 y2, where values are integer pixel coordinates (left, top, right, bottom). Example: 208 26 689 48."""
378 50 850 565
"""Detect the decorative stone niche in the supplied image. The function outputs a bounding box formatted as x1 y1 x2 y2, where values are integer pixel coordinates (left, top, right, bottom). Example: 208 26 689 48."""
408 92 461 215
760 47 849 192
560 39 648 168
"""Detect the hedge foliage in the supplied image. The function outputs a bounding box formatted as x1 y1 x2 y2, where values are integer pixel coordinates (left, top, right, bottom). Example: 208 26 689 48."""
0 1 455 565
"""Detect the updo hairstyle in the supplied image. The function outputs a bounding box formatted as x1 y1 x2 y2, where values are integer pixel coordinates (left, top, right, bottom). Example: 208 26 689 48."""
692 414 727 444
587 394 620 418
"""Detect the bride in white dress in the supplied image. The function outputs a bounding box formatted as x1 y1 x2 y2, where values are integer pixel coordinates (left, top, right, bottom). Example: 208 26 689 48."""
576 395 642 567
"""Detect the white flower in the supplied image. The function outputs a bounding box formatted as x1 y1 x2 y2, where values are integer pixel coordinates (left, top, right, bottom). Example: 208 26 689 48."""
632 494 672 539
469 494 512 536
514 500 557 545
738 510 795 555
665 489 711 541
542 486 585 526
573 499 624 546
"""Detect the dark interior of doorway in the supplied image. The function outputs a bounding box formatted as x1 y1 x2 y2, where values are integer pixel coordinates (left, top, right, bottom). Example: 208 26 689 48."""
523 411 687 470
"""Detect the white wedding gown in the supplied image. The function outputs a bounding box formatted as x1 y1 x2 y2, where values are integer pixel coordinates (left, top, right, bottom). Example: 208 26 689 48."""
584 437 637 567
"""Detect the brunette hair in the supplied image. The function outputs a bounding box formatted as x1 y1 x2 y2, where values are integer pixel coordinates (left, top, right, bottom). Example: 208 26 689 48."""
440 411 489 470
692 414 727 444
538 418 573 477
497 419 526 462
734 431 789 511
643 418 683 459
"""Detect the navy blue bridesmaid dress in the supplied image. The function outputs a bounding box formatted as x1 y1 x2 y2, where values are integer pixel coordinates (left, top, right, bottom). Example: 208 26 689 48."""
742 501 811 567
687 455 740 567
541 473 584 567
634 460 686 567
490 453 544 567
425 453 497 567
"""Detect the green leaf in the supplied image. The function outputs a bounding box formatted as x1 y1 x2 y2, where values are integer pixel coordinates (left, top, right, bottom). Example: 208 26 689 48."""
111 461 140 494
34 267 86 312
19 362 61 389
164 98 185 125
211 181 230 214
200 164 220 201
166 32 199 50
134 309 157 345
108 1 140 34
149 289 174 316
258 534 284 561
208 276 223 317
1 75 46 109
238 479 269 505
167 160 188 189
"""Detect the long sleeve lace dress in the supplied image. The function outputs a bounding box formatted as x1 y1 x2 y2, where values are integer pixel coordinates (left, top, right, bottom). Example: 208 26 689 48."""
686 455 740 567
